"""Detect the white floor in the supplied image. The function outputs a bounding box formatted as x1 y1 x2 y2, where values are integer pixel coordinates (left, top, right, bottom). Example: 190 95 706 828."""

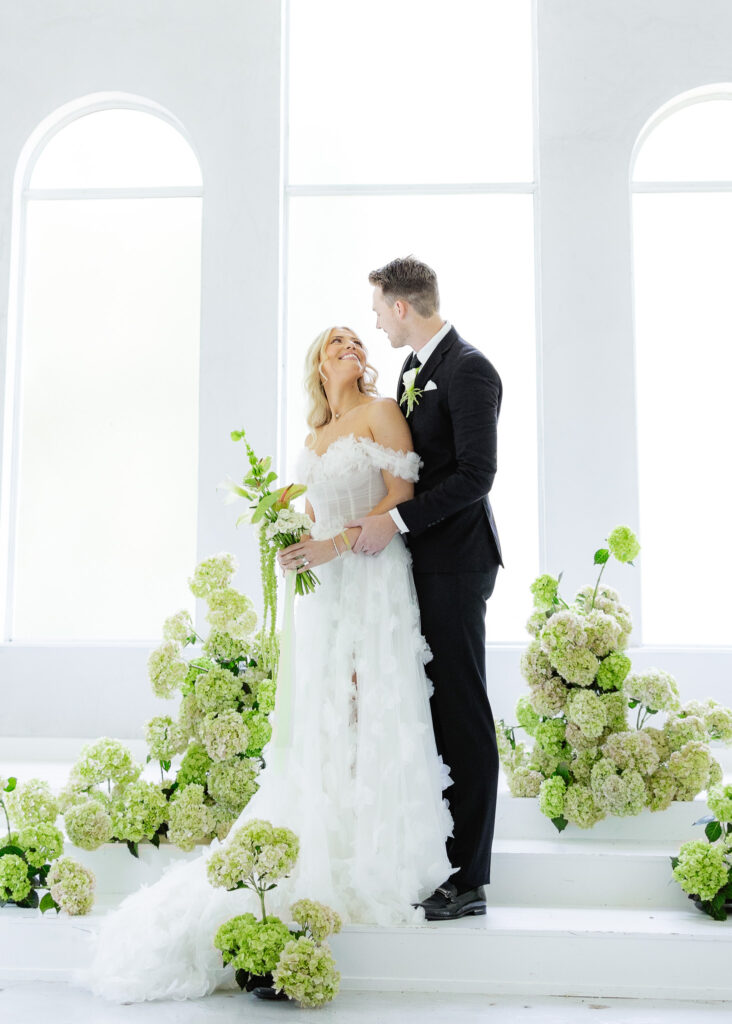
1 983 731 1024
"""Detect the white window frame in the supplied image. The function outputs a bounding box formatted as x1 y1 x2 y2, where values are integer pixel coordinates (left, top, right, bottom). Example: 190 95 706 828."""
1 94 203 644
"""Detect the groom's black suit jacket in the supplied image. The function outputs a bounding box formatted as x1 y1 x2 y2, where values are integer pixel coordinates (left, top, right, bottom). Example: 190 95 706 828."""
395 326 503 574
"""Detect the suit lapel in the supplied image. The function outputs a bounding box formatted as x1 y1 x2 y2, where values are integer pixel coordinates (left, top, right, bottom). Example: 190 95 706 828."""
396 351 414 403
416 327 457 386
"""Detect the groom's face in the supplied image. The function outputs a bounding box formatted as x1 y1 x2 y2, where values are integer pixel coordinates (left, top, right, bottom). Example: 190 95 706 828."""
372 286 408 349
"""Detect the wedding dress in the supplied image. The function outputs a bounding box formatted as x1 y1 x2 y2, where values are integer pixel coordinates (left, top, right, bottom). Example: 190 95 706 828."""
79 434 454 1002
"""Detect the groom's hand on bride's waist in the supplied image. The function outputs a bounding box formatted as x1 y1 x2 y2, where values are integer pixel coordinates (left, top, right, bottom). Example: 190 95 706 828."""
347 513 398 555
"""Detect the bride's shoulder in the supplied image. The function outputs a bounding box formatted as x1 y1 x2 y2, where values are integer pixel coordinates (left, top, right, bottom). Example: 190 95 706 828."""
364 396 404 425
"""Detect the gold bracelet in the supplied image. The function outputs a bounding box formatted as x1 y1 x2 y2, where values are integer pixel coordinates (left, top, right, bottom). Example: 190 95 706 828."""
340 530 351 550
331 536 341 558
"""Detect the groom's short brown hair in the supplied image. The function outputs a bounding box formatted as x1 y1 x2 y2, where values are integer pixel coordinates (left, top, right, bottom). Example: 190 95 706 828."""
369 256 440 318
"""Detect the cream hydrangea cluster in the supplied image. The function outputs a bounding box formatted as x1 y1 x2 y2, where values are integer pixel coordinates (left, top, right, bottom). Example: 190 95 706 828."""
47 856 95 915
272 938 341 1008
499 527 732 833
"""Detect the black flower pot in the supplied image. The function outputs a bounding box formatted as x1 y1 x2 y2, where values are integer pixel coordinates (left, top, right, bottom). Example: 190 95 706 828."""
235 969 273 992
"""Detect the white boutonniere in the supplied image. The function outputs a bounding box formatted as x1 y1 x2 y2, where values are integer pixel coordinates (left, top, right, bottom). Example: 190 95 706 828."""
400 366 423 416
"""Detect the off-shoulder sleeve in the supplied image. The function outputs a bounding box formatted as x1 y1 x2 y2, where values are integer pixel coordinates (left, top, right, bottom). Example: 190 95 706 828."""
367 442 422 482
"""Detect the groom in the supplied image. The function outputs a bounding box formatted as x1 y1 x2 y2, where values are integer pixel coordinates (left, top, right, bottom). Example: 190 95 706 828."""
349 256 503 921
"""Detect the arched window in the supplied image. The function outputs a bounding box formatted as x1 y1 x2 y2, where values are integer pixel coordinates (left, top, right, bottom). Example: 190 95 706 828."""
4 102 202 641
632 88 732 645
284 0 538 642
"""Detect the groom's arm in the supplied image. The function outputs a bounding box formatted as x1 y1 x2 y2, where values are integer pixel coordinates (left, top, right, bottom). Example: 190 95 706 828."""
396 350 500 537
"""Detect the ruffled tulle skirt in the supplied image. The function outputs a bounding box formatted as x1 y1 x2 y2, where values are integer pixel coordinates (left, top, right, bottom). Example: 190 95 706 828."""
78 534 454 1002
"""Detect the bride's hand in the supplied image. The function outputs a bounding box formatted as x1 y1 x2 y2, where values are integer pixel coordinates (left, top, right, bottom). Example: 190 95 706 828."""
278 535 337 573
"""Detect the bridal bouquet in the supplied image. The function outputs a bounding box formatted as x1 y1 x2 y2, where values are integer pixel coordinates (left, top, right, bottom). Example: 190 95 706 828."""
224 429 318 598
208 819 341 1007
1 775 95 914
671 784 732 920
499 527 732 833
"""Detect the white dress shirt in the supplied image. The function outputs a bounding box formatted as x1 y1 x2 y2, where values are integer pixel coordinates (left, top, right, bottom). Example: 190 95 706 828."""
388 321 451 534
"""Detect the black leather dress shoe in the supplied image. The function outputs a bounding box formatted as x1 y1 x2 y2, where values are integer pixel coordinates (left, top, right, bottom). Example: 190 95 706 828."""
252 986 289 1001
416 882 486 921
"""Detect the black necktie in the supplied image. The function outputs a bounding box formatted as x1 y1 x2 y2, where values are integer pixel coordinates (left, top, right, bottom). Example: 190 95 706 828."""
406 351 420 372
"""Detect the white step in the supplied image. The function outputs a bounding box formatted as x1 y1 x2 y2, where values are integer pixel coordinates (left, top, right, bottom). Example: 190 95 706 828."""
3 900 732 1000
61 836 689 910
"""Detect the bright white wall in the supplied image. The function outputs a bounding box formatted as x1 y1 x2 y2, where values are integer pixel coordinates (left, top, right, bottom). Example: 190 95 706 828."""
1 0 732 739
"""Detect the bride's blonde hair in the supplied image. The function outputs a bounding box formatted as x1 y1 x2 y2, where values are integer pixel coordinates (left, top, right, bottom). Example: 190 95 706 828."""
304 326 379 440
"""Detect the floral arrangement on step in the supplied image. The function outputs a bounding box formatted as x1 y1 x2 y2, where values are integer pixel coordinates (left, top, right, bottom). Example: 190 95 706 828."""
208 819 341 1007
671 783 732 920
58 552 274 856
498 527 732 833
1 776 95 914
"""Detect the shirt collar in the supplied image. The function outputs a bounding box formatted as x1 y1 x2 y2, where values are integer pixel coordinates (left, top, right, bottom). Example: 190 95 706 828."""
414 321 451 366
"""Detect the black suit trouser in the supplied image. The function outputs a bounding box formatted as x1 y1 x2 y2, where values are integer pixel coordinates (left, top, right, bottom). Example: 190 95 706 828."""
413 568 499 890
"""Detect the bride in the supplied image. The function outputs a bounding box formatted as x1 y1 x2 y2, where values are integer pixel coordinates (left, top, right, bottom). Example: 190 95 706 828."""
80 325 454 1002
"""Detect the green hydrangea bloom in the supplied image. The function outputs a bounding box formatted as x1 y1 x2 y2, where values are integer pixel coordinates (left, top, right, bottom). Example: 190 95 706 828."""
602 692 628 732
188 553 238 598
673 840 730 901
566 689 607 740
664 715 707 753
48 856 95 915
563 784 605 829
538 775 566 819
64 799 114 850
177 741 213 788
162 609 194 644
645 765 676 812
178 693 204 742
6 778 58 827
520 638 553 686
17 822 64 868
623 669 680 714
254 677 277 715
607 526 640 563
507 766 543 798
207 819 299 890
601 730 660 776
570 749 600 785
148 641 188 699
583 609 622 658
596 652 632 692
203 630 249 663
272 936 340 1008
540 611 599 687
166 784 216 851
528 745 562 777
144 715 187 762
703 702 732 743
194 666 243 715
206 588 258 641
290 899 342 943
535 719 569 760
644 726 672 764
0 853 32 902
668 741 714 801
110 781 168 843
528 676 569 717
215 913 292 975
708 759 724 788
243 710 273 754
530 574 559 612
515 696 540 737
591 761 646 817
201 711 250 762
565 721 605 752
526 610 549 637
207 757 259 816
72 739 142 789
